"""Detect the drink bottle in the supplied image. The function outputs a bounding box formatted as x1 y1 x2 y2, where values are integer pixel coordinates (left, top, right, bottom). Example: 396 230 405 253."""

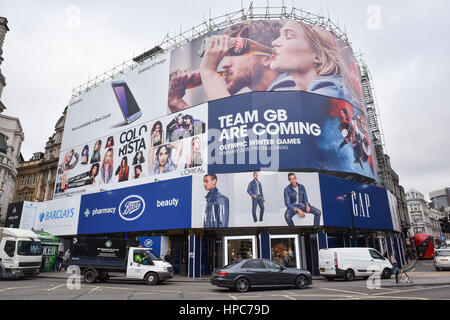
198 37 273 57
185 70 226 89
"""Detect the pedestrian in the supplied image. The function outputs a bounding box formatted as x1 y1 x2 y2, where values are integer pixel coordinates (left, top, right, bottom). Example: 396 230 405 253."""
164 250 172 264
56 250 64 271
390 253 398 283
63 249 71 271
40 254 46 272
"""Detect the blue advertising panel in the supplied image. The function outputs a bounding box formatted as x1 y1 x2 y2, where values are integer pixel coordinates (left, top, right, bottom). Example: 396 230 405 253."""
78 176 192 234
208 91 377 180
319 174 393 230
137 236 162 256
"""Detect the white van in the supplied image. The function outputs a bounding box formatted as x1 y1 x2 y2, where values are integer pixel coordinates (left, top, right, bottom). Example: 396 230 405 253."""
319 247 393 281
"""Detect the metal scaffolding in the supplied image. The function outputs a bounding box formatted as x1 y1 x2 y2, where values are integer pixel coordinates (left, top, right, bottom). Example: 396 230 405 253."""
357 53 387 186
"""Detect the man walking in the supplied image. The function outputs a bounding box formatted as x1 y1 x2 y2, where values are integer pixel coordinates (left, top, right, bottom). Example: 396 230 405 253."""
247 172 265 222
63 249 71 271
283 173 321 227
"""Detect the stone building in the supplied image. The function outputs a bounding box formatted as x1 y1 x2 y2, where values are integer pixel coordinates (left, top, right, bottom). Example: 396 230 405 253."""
0 16 26 224
13 108 66 203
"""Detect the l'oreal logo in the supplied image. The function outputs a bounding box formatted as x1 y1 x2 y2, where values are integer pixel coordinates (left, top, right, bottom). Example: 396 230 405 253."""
118 195 146 221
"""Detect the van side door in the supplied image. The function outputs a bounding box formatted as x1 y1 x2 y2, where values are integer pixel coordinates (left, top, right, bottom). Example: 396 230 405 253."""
368 249 387 274
127 249 152 279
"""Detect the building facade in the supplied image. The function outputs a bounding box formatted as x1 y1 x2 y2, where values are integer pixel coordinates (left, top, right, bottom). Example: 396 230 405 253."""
5 7 408 277
0 114 24 224
13 108 66 203
429 187 450 213
406 188 445 244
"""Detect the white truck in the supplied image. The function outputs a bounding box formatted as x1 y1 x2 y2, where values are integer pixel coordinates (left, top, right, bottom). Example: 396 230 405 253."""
0 227 43 279
319 247 393 281
70 237 174 285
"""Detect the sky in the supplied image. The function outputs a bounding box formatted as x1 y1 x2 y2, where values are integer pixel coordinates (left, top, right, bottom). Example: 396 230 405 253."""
0 0 449 200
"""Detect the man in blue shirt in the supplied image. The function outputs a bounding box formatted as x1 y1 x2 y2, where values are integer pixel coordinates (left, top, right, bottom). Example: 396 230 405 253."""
203 174 229 228
247 172 265 222
284 173 321 227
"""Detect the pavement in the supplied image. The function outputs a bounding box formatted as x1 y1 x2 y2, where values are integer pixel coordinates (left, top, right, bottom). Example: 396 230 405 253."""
38 259 450 287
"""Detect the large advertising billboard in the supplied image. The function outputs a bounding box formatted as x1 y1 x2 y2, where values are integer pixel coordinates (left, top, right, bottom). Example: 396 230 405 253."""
168 19 366 113
58 19 374 199
55 102 208 199
192 172 323 228
208 91 376 180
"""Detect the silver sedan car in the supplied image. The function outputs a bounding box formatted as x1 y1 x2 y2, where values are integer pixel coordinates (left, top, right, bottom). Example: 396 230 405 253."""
434 248 450 271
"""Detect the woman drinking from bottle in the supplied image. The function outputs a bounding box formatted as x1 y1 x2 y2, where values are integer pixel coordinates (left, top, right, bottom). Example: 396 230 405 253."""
270 20 357 106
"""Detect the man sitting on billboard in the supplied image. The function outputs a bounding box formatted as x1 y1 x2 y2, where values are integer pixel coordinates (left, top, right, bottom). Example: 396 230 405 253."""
284 173 321 227
168 21 295 112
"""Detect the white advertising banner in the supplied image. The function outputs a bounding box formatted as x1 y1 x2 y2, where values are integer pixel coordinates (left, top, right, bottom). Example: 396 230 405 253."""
18 201 38 230
55 71 208 198
32 196 81 236
192 172 323 229
387 190 401 233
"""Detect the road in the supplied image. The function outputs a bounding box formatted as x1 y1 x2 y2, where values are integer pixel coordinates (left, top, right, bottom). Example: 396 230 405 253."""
0 260 448 301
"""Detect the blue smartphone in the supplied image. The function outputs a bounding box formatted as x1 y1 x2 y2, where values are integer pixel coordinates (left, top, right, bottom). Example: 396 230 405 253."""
112 80 142 124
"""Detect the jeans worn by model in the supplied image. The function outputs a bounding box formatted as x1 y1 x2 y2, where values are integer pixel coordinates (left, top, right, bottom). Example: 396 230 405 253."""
247 180 264 222
251 197 265 222
284 205 321 227
284 183 321 227
204 187 229 228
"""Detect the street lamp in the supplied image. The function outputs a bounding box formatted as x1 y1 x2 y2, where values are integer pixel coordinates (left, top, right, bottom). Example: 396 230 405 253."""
343 191 357 242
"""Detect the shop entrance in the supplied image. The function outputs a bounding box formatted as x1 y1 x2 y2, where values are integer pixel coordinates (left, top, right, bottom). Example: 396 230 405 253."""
269 234 301 269
170 236 188 275
224 236 257 266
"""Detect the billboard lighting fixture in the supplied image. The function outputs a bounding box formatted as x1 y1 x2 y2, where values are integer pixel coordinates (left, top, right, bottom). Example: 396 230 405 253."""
133 46 163 63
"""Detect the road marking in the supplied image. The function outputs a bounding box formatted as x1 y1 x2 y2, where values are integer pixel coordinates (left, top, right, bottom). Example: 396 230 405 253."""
0 286 35 292
47 284 66 291
319 287 369 296
372 284 450 296
132 292 157 295
228 294 238 300
88 286 100 294
271 294 296 300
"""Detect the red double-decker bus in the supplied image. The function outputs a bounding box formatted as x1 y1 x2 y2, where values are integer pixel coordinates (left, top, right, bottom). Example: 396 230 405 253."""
414 233 434 259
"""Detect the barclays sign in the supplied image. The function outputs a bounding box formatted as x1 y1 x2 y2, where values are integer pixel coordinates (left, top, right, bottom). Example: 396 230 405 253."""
118 195 146 221
39 208 75 222
32 197 81 236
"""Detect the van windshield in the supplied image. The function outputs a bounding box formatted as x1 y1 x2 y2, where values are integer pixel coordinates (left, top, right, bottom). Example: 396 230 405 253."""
145 249 162 261
18 241 42 256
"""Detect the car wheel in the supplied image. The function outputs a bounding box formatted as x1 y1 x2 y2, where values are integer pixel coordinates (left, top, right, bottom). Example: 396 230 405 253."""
83 270 97 283
235 277 250 293
145 272 159 285
344 269 355 281
295 275 309 289
382 268 392 279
